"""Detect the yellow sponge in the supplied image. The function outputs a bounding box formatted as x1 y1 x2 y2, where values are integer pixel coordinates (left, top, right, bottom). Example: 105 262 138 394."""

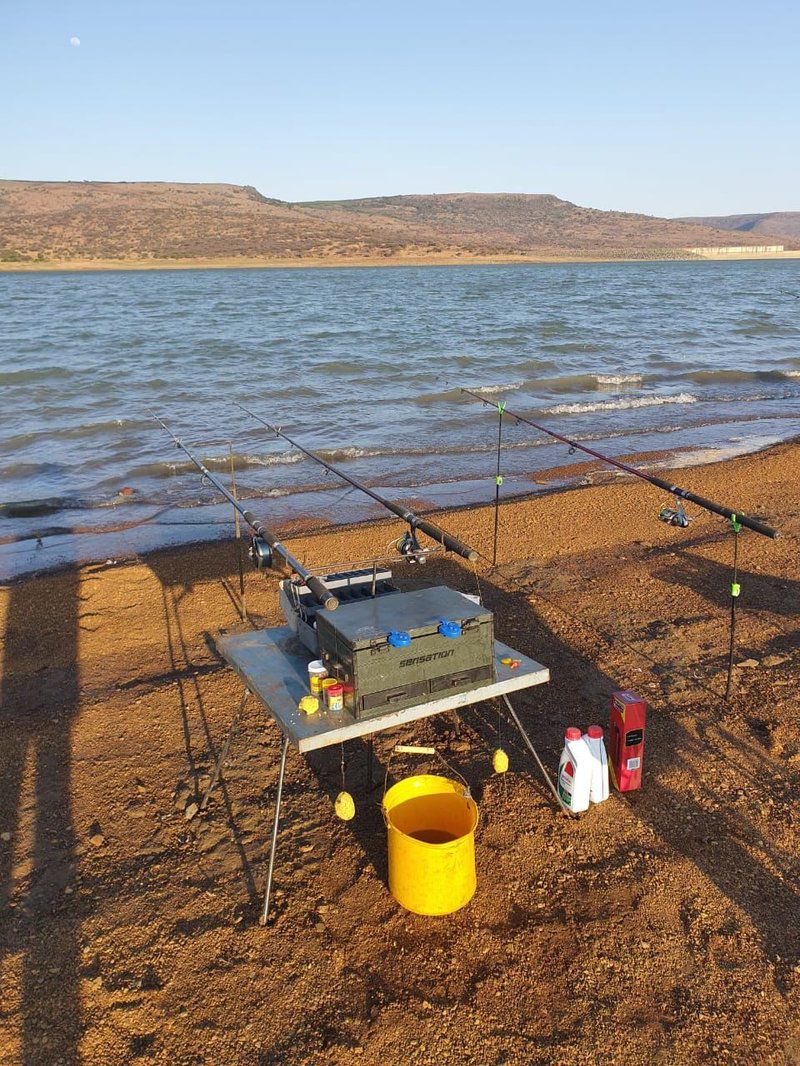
492 748 509 774
334 791 356 821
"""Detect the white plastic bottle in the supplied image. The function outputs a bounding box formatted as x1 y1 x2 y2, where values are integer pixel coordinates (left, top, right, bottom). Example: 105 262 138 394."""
558 727 592 813
584 724 609 805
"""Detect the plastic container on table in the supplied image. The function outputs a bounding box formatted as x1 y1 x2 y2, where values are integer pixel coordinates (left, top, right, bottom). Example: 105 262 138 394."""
326 683 344 713
308 659 328 694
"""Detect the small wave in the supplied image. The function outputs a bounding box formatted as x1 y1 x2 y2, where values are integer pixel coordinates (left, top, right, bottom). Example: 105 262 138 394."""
470 382 525 395
688 369 799 385
539 320 571 340
414 383 524 405
240 451 304 468
317 446 386 462
0 365 74 387
3 417 135 450
593 374 644 386
543 393 697 415
540 342 600 355
315 357 373 374
534 372 645 392
733 321 798 337
0 492 140 518
128 452 305 479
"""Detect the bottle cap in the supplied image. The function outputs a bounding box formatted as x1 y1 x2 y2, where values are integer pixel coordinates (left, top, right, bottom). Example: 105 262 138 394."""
587 725 603 739
565 727 582 741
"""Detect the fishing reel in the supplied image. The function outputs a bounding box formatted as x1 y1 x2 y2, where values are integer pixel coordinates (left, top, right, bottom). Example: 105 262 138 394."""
395 528 428 564
249 536 273 570
658 501 690 528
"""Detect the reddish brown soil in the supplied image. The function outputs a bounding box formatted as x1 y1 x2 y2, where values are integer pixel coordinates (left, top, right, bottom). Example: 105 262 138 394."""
1 442 798 1065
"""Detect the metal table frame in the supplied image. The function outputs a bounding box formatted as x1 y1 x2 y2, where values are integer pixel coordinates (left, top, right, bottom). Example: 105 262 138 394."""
203 626 558 925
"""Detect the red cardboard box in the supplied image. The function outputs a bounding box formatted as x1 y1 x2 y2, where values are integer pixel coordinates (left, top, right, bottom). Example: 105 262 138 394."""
609 690 646 791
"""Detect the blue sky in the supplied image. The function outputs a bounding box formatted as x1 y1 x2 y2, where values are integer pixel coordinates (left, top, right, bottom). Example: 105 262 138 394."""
2 0 798 216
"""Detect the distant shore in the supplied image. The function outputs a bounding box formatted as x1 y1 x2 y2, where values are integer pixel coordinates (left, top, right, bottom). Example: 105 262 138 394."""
3 249 800 274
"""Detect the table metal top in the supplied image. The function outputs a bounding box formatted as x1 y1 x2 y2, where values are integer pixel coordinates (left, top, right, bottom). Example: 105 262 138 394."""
215 626 549 752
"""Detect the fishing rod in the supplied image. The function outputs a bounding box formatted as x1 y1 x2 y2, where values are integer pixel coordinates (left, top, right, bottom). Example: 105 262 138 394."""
235 402 480 563
151 414 339 610
459 388 779 540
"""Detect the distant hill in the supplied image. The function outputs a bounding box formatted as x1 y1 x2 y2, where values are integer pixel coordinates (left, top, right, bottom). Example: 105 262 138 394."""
300 192 771 255
677 211 800 240
0 180 788 264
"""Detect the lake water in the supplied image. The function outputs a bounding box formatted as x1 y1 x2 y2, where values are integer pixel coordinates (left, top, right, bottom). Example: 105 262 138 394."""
1 259 799 577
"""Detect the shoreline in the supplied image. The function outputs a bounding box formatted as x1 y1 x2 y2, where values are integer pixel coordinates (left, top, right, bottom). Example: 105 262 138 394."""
2 249 800 274
2 434 795 584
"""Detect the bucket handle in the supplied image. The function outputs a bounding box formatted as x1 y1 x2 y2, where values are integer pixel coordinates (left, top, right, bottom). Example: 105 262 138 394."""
381 743 472 813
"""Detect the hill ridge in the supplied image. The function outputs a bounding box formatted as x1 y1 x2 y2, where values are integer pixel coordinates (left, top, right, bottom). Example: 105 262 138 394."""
0 180 795 263
677 211 800 240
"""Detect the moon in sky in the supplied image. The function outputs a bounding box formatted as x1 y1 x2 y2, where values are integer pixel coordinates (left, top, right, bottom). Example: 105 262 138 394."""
70 36 81 47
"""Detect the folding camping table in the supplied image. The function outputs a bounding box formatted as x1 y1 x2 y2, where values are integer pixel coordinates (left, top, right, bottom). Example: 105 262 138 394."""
205 626 551 925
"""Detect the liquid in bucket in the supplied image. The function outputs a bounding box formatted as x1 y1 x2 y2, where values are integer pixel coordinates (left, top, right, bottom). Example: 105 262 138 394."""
409 828 459 844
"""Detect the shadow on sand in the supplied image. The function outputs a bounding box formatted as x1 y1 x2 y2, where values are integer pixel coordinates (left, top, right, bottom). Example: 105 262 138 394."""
0 555 82 1065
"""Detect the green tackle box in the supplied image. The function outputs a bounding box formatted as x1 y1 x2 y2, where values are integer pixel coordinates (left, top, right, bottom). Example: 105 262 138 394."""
315 585 495 720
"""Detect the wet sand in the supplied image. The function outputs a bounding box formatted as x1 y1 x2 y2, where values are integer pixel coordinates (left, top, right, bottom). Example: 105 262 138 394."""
0 440 798 1064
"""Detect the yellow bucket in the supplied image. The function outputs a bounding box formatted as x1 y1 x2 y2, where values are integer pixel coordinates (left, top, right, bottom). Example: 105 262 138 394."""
382 774 479 916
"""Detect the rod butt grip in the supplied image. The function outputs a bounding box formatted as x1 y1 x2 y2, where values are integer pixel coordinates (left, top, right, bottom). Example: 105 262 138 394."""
307 575 338 609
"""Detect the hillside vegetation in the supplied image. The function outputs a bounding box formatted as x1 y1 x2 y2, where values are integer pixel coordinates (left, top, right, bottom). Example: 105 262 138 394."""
0 180 790 263
678 211 800 240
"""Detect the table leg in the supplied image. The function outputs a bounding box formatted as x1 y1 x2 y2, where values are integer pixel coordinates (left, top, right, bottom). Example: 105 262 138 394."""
199 687 250 811
501 694 573 817
259 733 290 926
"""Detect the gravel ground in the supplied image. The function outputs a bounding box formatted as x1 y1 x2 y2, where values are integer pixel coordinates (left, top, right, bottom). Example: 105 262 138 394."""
1 441 798 1065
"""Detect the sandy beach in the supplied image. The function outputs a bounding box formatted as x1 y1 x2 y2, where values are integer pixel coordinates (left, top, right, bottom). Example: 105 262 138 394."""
1 440 798 1064
0 253 655 274
2 250 800 274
